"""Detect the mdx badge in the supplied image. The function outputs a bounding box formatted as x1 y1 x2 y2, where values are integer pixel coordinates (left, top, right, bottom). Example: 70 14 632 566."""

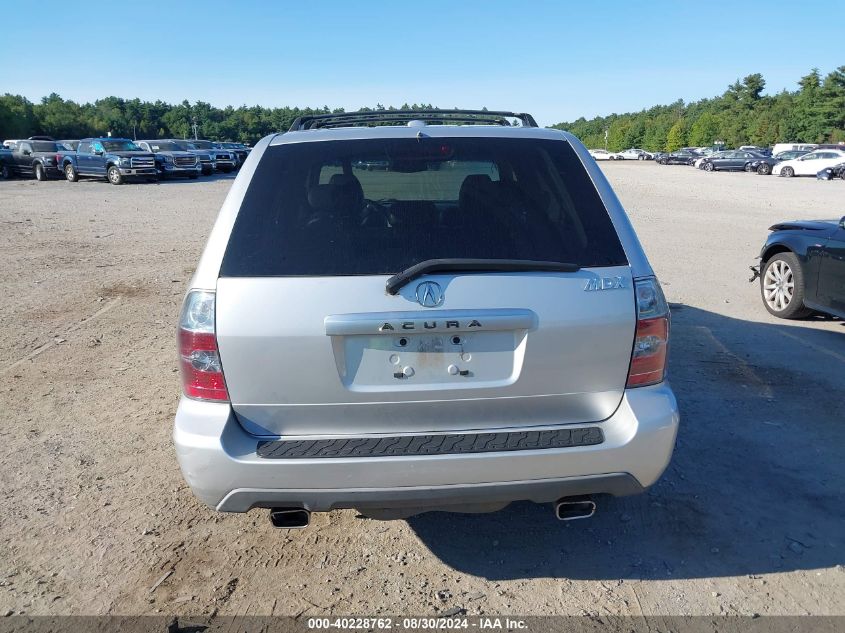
584 276 626 291
415 281 444 307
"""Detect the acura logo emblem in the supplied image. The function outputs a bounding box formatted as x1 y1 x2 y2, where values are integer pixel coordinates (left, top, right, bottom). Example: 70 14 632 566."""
415 281 444 307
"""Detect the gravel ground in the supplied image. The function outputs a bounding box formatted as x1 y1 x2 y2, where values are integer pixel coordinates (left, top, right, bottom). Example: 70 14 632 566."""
0 163 843 618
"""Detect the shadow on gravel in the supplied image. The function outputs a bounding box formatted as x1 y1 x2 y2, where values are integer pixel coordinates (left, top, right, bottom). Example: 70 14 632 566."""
153 172 238 185
408 304 845 580
5 171 239 187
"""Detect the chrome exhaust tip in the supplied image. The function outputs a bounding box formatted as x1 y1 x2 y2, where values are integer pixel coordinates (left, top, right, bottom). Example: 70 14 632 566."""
269 508 311 529
554 496 596 521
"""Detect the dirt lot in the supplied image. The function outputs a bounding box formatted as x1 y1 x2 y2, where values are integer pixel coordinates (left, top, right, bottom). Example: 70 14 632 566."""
0 163 843 618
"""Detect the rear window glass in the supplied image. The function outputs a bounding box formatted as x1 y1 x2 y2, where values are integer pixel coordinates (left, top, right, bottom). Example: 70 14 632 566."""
32 141 59 152
221 137 627 277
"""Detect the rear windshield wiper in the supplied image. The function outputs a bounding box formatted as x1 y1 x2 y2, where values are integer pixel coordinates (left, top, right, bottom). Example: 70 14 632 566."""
386 258 581 295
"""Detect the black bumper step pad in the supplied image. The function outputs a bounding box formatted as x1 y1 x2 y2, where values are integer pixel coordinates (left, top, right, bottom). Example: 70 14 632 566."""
256 427 604 459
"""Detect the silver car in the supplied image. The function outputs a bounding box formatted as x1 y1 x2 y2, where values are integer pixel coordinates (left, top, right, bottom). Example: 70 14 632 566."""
174 109 679 529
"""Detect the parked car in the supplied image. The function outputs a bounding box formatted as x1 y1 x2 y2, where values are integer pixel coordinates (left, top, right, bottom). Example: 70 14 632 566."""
0 145 13 179
657 150 698 165
771 143 817 156
616 148 653 160
218 142 250 168
173 109 679 528
772 149 845 177
162 139 215 175
738 145 771 156
775 150 811 161
701 150 768 172
588 149 613 161
695 150 729 169
184 139 236 173
7 139 63 180
135 140 201 179
59 138 157 185
816 162 845 180
651 151 668 163
754 150 811 175
752 217 845 320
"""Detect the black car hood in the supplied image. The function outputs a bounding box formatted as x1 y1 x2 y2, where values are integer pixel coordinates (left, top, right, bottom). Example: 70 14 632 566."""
769 219 839 234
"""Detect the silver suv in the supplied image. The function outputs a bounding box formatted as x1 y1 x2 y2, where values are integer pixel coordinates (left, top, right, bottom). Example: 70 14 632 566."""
174 110 679 528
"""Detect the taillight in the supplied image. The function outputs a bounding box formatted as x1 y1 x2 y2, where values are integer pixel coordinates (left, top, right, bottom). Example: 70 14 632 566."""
627 278 670 388
178 290 229 401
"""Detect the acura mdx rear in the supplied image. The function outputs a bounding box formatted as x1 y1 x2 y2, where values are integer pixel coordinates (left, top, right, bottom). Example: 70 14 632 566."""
173 111 679 527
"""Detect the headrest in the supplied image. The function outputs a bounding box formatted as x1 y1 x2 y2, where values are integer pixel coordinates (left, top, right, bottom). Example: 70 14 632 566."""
307 185 335 212
329 173 364 206
459 174 495 208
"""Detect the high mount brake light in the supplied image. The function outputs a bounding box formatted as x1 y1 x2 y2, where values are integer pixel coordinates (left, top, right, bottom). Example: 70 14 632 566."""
178 290 229 401
627 278 670 388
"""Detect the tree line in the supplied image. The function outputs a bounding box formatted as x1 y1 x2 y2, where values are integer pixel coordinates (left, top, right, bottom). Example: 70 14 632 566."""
551 67 845 152
0 95 436 144
1 67 842 149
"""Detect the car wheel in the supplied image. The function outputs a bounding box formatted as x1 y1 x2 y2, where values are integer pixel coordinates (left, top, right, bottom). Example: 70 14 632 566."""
781 166 795 178
704 162 714 172
107 165 123 185
638 155 645 161
744 163 754 172
34 163 47 181
839 170 845 181
760 253 812 319
757 163 772 175
1 163 11 179
64 163 79 182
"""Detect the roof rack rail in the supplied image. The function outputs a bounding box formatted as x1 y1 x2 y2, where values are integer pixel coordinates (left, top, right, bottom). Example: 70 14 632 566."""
288 109 538 132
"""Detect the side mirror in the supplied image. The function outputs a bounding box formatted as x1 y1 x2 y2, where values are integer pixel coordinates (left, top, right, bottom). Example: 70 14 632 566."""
94 149 104 156
839 216 845 229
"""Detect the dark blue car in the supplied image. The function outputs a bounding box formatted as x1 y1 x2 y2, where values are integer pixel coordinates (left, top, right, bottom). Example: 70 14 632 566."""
753 218 845 319
59 137 157 184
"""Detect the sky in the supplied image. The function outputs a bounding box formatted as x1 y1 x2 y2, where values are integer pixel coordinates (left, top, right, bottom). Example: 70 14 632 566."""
1 1 841 126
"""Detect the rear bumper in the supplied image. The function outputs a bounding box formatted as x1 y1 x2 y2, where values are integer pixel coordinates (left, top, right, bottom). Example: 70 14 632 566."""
173 383 679 513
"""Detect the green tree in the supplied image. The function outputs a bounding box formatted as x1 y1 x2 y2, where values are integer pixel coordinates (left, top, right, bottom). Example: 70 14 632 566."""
553 67 845 149
665 119 686 151
0 94 37 138
688 112 720 146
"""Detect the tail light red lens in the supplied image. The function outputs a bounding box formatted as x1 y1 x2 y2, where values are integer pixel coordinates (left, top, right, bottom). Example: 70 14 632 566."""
627 278 670 388
178 290 229 401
